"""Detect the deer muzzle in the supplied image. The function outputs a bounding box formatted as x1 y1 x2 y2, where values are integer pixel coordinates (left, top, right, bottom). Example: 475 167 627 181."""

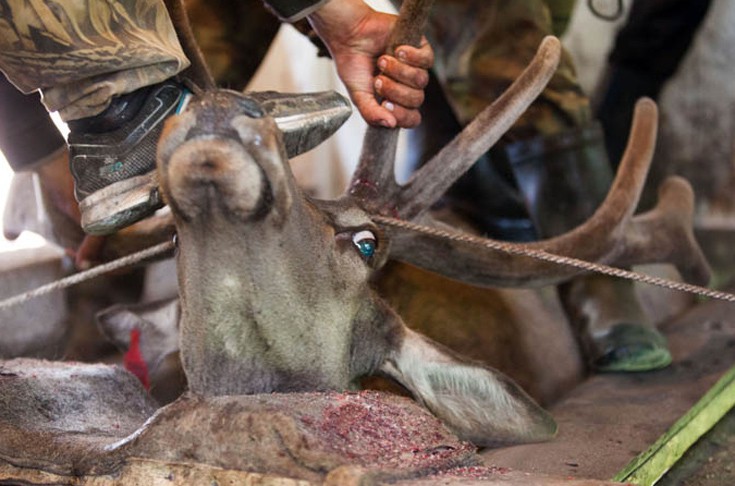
158 91 293 224
164 135 270 221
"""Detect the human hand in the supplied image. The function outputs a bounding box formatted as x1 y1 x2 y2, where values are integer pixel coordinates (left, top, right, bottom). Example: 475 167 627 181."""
307 0 434 128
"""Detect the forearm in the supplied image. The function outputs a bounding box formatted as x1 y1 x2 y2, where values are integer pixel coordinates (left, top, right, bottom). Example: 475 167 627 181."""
305 0 373 37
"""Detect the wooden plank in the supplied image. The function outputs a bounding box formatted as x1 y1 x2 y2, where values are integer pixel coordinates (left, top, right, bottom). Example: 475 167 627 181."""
614 365 735 485
0 458 313 486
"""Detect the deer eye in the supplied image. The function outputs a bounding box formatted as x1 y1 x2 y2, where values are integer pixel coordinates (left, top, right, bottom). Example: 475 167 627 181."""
352 230 376 259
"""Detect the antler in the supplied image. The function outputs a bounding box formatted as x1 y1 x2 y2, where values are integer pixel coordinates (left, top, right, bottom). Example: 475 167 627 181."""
348 0 435 206
163 0 216 90
385 99 712 288
114 0 709 294
396 36 561 219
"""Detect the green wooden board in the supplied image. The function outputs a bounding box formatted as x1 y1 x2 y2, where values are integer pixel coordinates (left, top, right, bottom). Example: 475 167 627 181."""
613 364 735 485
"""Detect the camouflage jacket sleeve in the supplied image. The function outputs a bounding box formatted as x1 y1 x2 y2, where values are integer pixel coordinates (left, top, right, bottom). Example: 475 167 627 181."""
264 0 331 22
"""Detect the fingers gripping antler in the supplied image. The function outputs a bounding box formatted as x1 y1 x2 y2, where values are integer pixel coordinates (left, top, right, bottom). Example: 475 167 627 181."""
348 0 434 207
386 99 712 288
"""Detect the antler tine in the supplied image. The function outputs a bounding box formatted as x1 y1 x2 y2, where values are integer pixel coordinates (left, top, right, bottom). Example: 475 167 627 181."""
164 0 216 90
385 98 711 288
621 176 711 285
395 36 561 220
348 0 434 207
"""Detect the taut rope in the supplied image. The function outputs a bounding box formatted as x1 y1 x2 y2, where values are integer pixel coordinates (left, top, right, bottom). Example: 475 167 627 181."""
0 240 175 311
0 215 733 311
373 215 735 303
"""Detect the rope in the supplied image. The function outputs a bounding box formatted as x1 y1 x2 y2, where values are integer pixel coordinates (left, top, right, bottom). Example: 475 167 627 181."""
373 215 735 304
0 240 175 312
1 212 733 311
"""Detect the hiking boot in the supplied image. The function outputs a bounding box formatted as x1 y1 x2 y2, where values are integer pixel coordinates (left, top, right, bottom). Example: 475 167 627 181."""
68 81 192 235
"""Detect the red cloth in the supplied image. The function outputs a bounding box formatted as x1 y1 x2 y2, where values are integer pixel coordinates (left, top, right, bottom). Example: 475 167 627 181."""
123 328 150 390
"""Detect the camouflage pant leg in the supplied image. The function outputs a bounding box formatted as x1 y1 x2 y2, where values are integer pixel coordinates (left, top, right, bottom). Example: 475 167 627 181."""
0 0 189 121
424 0 591 138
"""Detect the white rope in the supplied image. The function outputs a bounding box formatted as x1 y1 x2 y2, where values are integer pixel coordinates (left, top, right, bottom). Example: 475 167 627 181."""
373 215 735 304
0 240 175 311
1 214 733 312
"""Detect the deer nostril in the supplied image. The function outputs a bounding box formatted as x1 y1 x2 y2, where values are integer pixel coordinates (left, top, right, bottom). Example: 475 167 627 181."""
191 149 230 174
165 136 268 222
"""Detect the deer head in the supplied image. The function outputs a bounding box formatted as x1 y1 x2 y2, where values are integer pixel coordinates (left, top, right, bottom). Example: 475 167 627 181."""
153 0 710 447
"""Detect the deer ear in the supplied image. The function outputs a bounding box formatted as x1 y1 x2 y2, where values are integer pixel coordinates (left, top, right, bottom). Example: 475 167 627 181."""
380 328 557 447
96 298 181 372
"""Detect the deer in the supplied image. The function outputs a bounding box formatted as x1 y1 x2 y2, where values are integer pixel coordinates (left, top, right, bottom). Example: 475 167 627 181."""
0 4 718 486
141 0 712 448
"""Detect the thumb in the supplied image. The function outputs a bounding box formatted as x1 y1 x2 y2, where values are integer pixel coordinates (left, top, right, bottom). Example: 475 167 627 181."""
351 90 397 128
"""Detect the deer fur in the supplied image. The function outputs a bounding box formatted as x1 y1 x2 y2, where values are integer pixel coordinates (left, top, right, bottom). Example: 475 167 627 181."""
0 2 715 482
156 86 558 445
122 0 709 447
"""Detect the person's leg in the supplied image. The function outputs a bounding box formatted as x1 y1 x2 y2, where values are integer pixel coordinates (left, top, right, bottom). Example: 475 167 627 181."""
412 0 671 372
410 0 590 241
506 123 671 372
0 0 191 235
596 0 713 170
0 73 110 264
0 0 189 120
